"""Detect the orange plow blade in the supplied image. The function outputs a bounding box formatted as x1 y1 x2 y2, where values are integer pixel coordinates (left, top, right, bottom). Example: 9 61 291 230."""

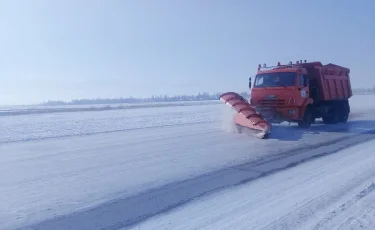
219 92 271 139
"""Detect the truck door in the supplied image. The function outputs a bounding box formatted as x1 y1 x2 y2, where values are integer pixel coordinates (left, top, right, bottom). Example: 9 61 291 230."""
298 74 309 100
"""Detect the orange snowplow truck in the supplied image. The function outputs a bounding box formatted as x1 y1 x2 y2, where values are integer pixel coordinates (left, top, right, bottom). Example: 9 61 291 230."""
220 60 352 139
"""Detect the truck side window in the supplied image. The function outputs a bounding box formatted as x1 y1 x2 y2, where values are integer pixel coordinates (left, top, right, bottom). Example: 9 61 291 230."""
299 75 304 87
303 76 308 87
299 75 308 87
255 76 263 85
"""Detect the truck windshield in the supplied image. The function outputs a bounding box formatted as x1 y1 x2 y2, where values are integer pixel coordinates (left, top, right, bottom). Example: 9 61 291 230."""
254 72 296 88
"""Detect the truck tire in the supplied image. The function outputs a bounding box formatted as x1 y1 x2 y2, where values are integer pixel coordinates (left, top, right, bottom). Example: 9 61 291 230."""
322 102 340 124
338 112 349 123
322 115 338 124
298 107 313 128
338 100 350 123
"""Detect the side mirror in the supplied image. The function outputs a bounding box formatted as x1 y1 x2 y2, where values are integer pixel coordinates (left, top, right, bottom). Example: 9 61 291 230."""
249 77 252 89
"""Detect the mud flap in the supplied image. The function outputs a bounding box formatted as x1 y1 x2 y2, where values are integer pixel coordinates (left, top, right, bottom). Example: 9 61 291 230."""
220 92 271 139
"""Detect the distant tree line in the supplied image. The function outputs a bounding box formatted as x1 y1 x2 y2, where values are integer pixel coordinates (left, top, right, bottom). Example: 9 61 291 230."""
40 92 251 106
352 87 375 95
40 88 372 106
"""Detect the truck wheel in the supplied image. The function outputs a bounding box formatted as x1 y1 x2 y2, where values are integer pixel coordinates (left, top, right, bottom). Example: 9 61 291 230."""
338 101 350 123
298 107 313 128
322 116 338 124
322 103 339 124
338 112 349 123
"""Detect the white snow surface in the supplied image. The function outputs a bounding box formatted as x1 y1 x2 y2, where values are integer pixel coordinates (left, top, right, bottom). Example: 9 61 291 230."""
132 137 375 230
0 94 375 230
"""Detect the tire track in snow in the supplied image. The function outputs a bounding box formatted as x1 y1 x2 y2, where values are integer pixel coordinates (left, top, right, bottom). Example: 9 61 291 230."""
312 182 375 230
25 129 375 230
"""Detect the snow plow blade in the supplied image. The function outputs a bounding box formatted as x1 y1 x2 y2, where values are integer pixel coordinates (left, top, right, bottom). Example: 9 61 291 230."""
220 92 271 139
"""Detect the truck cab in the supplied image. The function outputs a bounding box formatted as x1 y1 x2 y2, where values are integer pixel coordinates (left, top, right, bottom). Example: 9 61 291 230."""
249 61 313 124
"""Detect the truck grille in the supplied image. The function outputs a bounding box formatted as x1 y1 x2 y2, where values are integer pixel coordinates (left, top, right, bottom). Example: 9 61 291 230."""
258 99 286 106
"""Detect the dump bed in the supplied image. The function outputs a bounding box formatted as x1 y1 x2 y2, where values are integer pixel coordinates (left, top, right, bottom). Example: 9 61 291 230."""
302 62 352 101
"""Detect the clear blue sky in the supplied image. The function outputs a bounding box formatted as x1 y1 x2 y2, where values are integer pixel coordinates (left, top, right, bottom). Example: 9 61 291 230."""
0 0 374 105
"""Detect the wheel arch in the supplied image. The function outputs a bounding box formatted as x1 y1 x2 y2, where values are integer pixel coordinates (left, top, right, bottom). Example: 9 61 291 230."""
299 98 314 118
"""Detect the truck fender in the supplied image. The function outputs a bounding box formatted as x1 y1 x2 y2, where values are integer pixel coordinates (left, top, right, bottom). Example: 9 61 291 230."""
300 98 314 118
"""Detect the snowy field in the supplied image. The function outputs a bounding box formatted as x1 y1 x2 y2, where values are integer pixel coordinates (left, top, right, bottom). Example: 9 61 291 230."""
1 95 375 229
0 100 220 117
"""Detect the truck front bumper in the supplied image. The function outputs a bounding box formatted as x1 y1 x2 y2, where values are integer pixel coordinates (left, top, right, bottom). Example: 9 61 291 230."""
254 106 300 123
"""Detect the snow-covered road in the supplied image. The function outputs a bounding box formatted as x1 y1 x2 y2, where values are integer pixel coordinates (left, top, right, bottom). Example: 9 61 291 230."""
1 95 375 230
133 138 375 230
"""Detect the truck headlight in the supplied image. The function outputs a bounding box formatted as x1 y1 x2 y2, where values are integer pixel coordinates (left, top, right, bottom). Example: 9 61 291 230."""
288 109 296 114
